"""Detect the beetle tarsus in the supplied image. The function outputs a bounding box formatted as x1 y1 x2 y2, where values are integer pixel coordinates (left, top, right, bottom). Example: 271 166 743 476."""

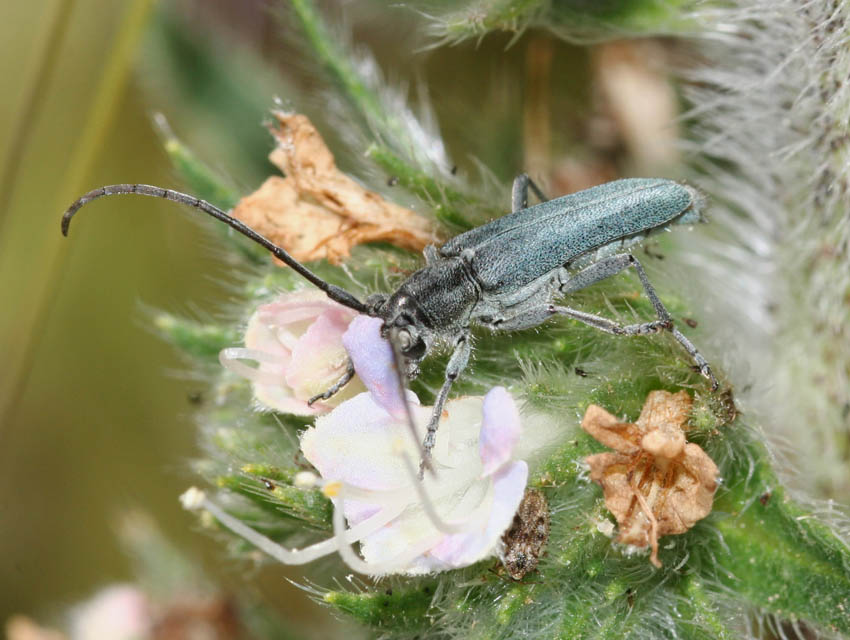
308 360 356 406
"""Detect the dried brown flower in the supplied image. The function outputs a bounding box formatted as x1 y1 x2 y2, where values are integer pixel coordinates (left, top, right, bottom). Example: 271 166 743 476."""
501 488 550 580
583 390 718 567
232 111 436 265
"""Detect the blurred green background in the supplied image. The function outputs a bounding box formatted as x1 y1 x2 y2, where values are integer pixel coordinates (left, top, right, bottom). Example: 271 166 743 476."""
0 0 318 628
0 0 658 630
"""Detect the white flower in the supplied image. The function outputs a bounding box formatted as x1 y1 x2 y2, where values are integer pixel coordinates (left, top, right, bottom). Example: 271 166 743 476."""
219 290 365 415
70 585 150 640
188 315 530 576
302 385 528 575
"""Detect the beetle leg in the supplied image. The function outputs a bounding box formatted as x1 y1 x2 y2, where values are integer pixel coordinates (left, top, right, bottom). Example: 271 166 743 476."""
307 358 356 406
492 299 667 337
557 254 718 389
560 254 670 319
479 305 552 332
548 305 669 336
548 305 715 387
419 333 472 476
511 173 549 212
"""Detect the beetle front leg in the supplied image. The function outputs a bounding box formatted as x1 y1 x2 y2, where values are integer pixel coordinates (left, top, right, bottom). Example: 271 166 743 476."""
511 173 549 212
559 254 718 389
419 333 472 475
307 358 356 406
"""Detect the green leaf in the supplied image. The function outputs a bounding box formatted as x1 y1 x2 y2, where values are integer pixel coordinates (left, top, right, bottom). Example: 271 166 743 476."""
153 312 238 361
366 143 497 231
217 473 332 531
712 434 850 634
323 582 439 631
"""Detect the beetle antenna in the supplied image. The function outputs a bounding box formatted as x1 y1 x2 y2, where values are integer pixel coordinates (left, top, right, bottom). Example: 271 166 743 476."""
61 184 368 313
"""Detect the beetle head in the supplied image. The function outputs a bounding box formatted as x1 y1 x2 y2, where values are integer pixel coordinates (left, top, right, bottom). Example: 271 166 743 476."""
372 292 432 377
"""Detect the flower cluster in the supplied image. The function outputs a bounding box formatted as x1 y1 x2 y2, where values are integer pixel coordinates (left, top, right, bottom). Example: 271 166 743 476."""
187 292 530 576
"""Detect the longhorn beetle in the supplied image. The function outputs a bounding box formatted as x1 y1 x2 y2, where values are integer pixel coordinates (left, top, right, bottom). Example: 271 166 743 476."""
62 175 718 471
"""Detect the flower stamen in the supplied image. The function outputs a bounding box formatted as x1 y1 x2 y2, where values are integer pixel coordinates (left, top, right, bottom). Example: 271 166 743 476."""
331 492 441 576
180 486 407 567
219 348 287 385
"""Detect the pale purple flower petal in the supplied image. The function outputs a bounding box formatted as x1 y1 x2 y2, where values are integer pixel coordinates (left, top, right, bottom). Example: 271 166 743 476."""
358 515 446 573
300 383 530 575
301 392 427 491
479 386 522 476
427 460 528 568
243 309 293 361
301 389 428 526
254 381 327 416
264 300 342 324
342 315 407 418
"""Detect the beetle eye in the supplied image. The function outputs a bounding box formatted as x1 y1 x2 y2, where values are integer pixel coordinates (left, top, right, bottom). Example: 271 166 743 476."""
397 329 412 351
402 335 426 359
405 339 426 360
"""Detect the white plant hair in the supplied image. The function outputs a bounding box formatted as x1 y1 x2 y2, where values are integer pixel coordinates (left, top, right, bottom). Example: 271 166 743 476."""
681 0 850 496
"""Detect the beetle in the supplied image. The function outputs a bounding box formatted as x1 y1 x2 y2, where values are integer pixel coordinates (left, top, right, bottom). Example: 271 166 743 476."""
62 174 717 470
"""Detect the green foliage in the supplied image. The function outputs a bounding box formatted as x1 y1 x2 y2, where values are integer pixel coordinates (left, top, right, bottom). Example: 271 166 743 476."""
154 312 239 362
285 0 505 231
324 582 439 632
157 129 239 211
217 472 333 531
158 1 850 638
364 143 483 231
140 3 282 187
409 0 705 45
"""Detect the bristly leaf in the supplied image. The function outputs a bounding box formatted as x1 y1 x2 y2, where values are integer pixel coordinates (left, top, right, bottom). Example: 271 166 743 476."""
412 0 704 46
154 312 239 362
153 2 850 638
155 118 240 212
711 433 850 632
323 583 438 632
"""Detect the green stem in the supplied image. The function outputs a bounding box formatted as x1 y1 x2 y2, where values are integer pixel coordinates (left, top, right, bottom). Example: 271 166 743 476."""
289 0 393 139
366 143 489 231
